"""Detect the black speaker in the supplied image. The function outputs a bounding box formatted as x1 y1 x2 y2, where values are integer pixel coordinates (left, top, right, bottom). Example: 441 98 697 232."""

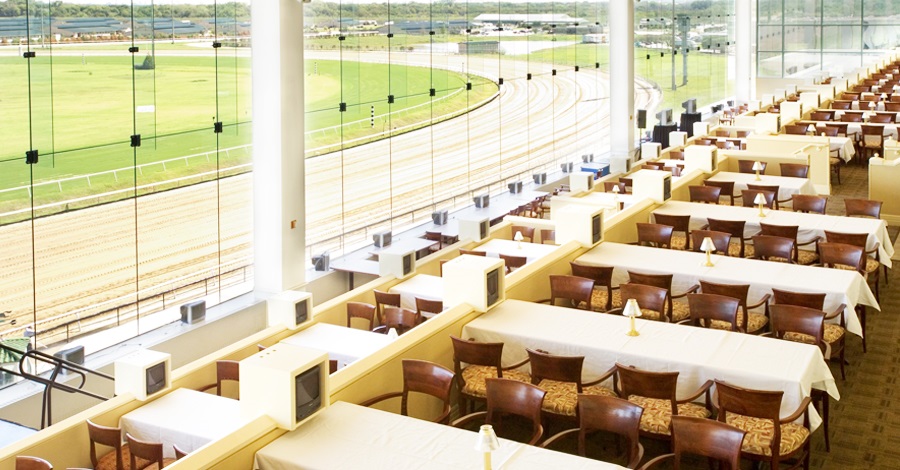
180 300 206 324
637 109 647 128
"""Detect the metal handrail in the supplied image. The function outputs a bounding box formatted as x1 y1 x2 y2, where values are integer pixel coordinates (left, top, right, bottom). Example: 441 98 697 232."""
0 343 113 429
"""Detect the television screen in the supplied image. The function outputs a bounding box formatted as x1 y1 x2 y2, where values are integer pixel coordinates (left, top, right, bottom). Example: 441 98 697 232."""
145 362 167 396
294 299 308 326
295 365 322 423
486 268 500 306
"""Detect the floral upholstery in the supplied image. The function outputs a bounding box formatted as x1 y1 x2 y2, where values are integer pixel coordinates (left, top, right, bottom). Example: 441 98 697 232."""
591 290 623 312
96 447 132 470
797 250 819 265
727 241 754 258
461 366 531 398
537 379 617 416
833 264 870 278
627 395 710 435
725 413 810 456
709 312 768 333
783 324 845 346
671 301 691 322
671 233 687 250
865 257 880 273
829 157 841 165
635 308 664 321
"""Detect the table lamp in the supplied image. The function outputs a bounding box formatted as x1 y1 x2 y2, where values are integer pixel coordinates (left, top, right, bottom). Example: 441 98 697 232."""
623 298 642 337
475 424 500 470
751 161 763 181
612 184 621 210
514 230 524 249
754 192 767 217
869 100 876 110
807 124 816 136
700 236 716 267
881 93 888 102
387 328 399 340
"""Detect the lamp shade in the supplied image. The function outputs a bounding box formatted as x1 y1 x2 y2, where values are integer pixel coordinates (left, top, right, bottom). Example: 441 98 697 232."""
475 424 500 452
754 192 766 205
807 124 816 133
751 161 763 171
622 298 642 318
699 236 715 252
514 231 524 242
612 185 620 194
869 101 876 108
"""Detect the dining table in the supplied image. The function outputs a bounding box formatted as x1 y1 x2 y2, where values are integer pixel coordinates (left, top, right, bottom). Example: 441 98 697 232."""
280 323 394 369
704 171 817 201
388 273 444 314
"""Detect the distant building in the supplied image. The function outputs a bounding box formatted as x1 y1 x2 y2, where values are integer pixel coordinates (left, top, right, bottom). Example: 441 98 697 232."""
473 14 587 27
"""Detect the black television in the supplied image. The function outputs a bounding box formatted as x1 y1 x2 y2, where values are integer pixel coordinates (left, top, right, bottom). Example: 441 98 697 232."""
295 365 322 423
145 362 167 396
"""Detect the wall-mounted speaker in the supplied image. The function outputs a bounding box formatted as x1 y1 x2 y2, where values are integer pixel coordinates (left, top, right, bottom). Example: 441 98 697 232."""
637 109 647 128
180 300 206 325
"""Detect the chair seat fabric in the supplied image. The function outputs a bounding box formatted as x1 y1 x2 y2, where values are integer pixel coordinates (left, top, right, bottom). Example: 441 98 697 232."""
709 312 768 334
460 366 531 398
671 301 691 323
537 379 617 416
798 250 819 265
727 241 754 258
829 157 841 165
97 447 132 470
725 413 810 456
671 233 687 250
784 324 845 345
591 290 623 312
627 396 710 436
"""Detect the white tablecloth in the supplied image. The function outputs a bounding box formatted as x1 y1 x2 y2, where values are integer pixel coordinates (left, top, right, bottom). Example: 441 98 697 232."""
119 388 244 459
576 192 636 214
706 172 817 200
254 401 625 470
280 323 393 368
806 120 899 140
389 274 444 314
462 300 838 431
475 239 558 264
575 242 880 337
652 200 894 268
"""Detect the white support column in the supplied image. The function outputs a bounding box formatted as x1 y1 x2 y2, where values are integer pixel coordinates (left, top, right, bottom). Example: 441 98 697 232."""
610 0 635 172
252 0 307 295
735 0 754 102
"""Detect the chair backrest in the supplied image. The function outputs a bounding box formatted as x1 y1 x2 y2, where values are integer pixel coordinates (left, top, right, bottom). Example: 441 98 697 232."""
423 230 443 250
885 102 900 112
173 444 189 460
126 433 164 470
830 100 852 109
703 180 735 204
379 307 419 334
347 301 377 329
869 113 894 124
861 125 885 147
652 213 692 250
668 416 746 470
818 242 865 273
527 348 585 390
737 159 766 175
819 126 839 137
690 230 732 254
570 262 614 311
689 185 722 204
414 297 443 318
540 229 556 245
736 130 750 138
779 163 809 178
616 365 678 412
636 223 674 249
687 292 741 332
715 129 730 137
373 290 401 324
751 234 795 262
617 283 668 320
87 419 125 470
706 218 745 243
771 288 827 310
577 395 643 465
741 189 775 209
791 194 827 214
510 225 535 242
604 181 627 193
809 111 833 121
770 304 826 353
214 360 240 397
825 122 849 136
668 150 685 160
458 249 487 256
715 380 785 425
499 253 527 273
698 279 751 316
783 124 808 135
627 271 672 292
450 335 504 372
841 113 863 122
759 221 800 261
844 198 882 219
484 378 546 445
399 359 455 421
15 456 53 470
823 230 867 249
549 275 595 310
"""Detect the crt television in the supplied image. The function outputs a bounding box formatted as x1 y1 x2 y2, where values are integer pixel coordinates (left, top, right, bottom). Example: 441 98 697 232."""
295 365 322 423
145 362 167 396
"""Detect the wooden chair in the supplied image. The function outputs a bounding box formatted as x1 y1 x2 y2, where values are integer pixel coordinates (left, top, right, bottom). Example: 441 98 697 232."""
736 130 751 138
699 280 770 335
652 213 691 250
716 129 731 137
637 416 746 470
689 185 722 204
197 360 239 398
543 275 595 310
510 225 535 243
540 229 556 245
499 253 527 273
714 381 812 470
818 241 869 351
844 197 883 219
759 221 820 264
841 112 863 123
771 303 846 382
452 378 546 445
636 223 674 249
869 113 894 124
414 297 443 321
689 230 732 255
423 230 443 253
780 163 809 178
525 348 617 423
687 292 741 332
830 100 852 110
841 91 861 100
458 249 487 256
542 395 644 469
703 180 736 205
625 272 698 323
668 150 685 160
125 434 175 470
707 218 752 258
604 181 628 193
614 365 713 443
859 124 885 162
449 336 531 414
809 111 834 121
740 189 775 209
783 124 808 135
884 101 900 112
15 457 52 470
751 234 796 263
570 262 620 312
172 445 188 460
791 194 827 214
608 283 669 322
372 307 418 335
373 290 401 326
746 183 788 209
360 359 455 423
87 419 131 470
346 301 376 330
824 230 882 302
737 159 766 175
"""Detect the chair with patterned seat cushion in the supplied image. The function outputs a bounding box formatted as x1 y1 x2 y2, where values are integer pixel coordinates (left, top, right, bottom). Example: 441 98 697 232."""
707 218 753 258
570 262 621 312
636 223 675 249
759 221 820 265
414 297 443 322
686 293 742 332
541 275 595 310
542 395 644 469
703 180 737 205
614 364 713 443
125 434 176 470
699 280 770 335
714 380 812 470
689 185 722 204
844 197 883 219
15 457 53 470
87 419 132 470
450 336 531 414
689 230 732 256
824 230 882 302
510 225 535 243
783 124 808 135
627 271 699 323
607 283 669 322
751 235 796 264
818 242 869 351
499 253 528 273
809 111 834 122
791 194 827 214
452 378 546 445
859 124 884 162
771 288 847 380
360 359 455 423
372 307 419 335
779 163 809 179
653 213 691 250
526 348 617 423
637 416 746 470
